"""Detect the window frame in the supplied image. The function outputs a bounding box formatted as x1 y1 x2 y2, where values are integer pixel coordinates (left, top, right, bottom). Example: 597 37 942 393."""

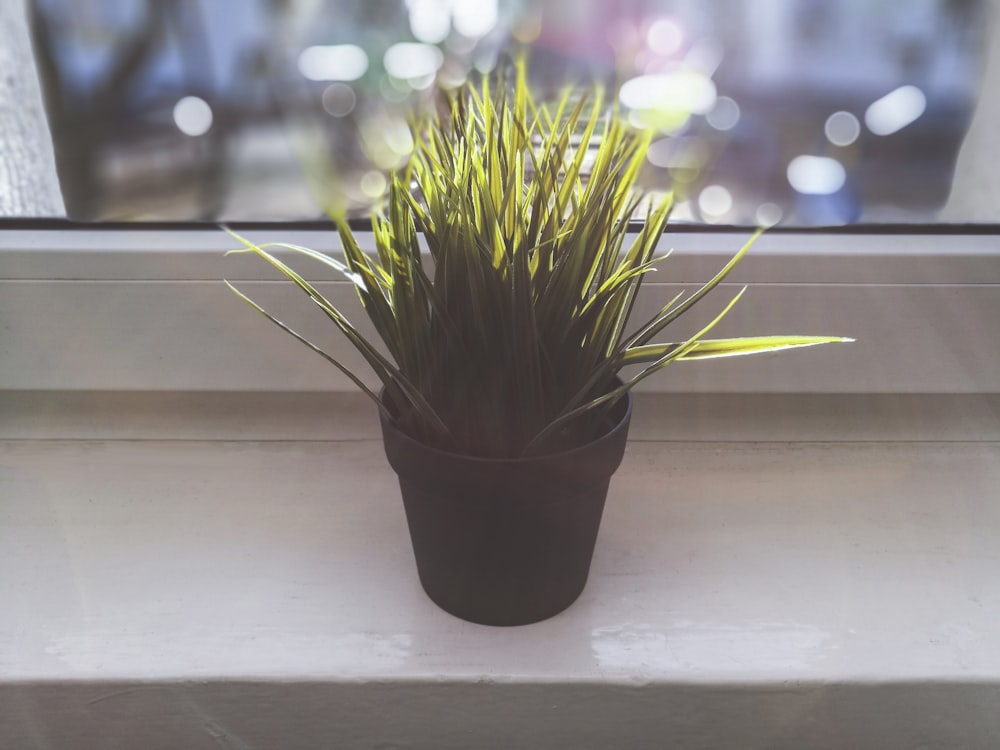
1 220 998 394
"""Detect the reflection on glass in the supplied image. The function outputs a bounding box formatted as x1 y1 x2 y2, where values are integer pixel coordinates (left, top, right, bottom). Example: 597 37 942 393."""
28 0 991 225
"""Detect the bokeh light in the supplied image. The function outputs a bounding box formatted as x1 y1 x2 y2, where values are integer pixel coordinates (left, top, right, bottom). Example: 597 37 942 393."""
865 86 926 136
321 83 357 117
787 155 847 195
620 71 717 133
825 111 861 146
698 184 733 218
453 0 498 38
298 45 369 82
384 43 445 82
172 96 212 136
755 202 783 227
360 170 387 199
407 0 451 44
647 18 684 56
706 96 740 131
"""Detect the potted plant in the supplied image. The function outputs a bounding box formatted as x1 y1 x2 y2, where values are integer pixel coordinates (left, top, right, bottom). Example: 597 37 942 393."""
225 60 850 626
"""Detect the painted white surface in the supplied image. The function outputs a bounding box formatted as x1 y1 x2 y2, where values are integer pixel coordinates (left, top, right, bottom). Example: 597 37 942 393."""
2 416 1000 747
4 279 999 392
1 227 999 746
3 391 1000 443
3 228 999 283
1 229 999 394
4 437 999 683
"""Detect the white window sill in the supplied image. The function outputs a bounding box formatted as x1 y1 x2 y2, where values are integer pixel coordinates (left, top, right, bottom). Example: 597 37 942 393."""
2 392 1000 749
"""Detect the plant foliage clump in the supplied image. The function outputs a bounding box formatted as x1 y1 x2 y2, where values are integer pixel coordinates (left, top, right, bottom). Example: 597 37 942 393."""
226 60 849 458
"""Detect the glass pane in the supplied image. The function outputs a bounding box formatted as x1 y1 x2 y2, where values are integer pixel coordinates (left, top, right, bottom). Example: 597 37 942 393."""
21 0 999 225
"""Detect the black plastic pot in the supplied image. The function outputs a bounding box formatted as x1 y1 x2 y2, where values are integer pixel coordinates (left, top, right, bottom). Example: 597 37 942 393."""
380 392 632 626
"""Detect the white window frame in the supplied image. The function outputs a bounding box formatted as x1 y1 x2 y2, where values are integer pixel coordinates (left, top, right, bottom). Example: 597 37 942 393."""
1 223 998 394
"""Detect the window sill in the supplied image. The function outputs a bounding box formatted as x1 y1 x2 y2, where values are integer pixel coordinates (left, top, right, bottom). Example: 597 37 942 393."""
3 226 999 745
2 393 999 749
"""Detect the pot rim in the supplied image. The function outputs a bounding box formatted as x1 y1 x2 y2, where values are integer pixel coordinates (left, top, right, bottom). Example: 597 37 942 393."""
379 387 633 467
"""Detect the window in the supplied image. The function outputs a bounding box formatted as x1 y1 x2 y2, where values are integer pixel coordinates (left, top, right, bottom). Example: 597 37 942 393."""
11 0 1000 226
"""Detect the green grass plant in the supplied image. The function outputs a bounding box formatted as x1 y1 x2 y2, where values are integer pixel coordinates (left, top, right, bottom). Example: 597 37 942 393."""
226 60 850 458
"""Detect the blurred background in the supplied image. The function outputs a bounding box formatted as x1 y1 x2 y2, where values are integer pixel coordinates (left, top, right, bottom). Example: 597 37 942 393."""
29 0 991 225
